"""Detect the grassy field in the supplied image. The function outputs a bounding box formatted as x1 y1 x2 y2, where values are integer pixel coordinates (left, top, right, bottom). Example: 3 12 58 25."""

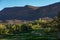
0 18 60 40
0 30 58 40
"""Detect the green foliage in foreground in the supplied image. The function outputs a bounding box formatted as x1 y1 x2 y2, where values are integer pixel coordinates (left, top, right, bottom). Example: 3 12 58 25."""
0 17 60 40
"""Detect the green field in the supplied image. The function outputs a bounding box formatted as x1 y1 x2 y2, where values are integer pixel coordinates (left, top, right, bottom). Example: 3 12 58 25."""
0 30 58 40
0 17 60 40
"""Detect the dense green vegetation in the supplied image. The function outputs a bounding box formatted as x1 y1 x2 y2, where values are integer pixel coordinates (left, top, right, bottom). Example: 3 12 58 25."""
0 12 60 40
0 17 60 40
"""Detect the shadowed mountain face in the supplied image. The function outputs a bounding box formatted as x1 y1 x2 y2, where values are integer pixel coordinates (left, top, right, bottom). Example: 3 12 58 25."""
0 2 60 20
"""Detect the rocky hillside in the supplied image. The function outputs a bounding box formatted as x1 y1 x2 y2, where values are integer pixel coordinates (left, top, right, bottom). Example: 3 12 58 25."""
0 2 60 20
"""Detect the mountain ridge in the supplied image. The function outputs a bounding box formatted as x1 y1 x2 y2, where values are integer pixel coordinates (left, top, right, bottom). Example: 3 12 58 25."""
0 2 60 20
